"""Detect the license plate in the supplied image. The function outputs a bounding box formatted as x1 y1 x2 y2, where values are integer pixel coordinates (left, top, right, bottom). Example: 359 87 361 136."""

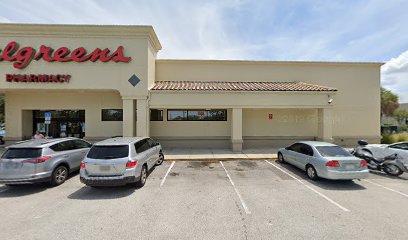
99 165 111 172
5 161 20 169
345 164 355 170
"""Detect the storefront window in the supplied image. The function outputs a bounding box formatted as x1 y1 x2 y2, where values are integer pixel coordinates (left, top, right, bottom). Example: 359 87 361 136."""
168 110 187 121
32 110 85 138
168 110 227 121
207 110 228 121
101 109 123 121
188 110 208 120
150 109 163 121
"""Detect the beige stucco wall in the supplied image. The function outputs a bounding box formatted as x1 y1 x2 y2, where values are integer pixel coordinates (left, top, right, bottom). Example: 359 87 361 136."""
0 24 161 98
21 110 33 138
149 108 320 148
155 60 382 143
5 91 122 140
243 108 317 137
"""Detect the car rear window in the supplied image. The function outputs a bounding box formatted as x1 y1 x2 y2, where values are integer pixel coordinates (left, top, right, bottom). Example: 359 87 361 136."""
316 146 352 157
2 148 42 159
87 145 129 159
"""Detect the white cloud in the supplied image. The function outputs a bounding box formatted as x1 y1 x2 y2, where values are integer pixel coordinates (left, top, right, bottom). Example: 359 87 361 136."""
0 16 11 23
382 50 408 102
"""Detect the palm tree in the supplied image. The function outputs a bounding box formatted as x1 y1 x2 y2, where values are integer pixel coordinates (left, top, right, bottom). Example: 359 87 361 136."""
381 87 399 117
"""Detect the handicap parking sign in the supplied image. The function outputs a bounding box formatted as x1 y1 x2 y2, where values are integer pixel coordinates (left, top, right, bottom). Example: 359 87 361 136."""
45 112 51 121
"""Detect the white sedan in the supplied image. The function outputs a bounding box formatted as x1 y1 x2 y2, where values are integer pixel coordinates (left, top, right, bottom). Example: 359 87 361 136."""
358 142 408 161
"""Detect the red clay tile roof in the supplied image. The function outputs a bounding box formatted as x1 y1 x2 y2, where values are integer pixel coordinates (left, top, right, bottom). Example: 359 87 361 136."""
151 81 337 92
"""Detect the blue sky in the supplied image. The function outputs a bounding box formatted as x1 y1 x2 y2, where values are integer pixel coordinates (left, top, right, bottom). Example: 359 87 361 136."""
1 0 408 101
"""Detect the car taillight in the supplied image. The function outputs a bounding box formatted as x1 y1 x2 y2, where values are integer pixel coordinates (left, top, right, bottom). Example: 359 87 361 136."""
80 162 86 169
22 156 51 163
126 160 138 169
326 160 340 167
360 160 367 167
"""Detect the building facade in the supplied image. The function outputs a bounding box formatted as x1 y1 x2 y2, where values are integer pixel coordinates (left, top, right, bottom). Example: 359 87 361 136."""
0 24 382 151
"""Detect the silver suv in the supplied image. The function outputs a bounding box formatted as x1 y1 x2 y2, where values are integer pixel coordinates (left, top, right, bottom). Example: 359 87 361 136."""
80 137 164 187
0 138 92 186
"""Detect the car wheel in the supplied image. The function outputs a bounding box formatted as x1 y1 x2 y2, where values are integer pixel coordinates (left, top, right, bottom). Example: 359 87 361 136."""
277 152 285 163
383 164 403 176
306 165 318 180
136 165 148 187
50 165 69 186
156 151 164 166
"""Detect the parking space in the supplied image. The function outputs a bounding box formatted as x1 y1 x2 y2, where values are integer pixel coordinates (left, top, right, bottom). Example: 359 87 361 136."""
0 160 407 240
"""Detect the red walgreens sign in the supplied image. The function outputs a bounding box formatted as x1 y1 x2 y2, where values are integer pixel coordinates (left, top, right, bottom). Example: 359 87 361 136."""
0 41 131 69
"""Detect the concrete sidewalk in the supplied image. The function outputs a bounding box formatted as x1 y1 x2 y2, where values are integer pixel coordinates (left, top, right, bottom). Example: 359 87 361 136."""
163 148 278 161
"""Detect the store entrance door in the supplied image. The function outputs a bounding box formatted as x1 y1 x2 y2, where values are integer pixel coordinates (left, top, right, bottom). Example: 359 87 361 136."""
33 110 85 138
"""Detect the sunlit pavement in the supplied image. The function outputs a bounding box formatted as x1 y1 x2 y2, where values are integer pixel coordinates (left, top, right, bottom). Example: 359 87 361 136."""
0 160 407 240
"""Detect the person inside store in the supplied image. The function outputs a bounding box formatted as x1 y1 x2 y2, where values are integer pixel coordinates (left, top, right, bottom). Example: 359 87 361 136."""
33 130 45 139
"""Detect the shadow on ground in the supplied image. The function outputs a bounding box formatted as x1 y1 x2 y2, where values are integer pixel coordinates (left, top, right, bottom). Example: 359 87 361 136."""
67 168 157 200
67 185 138 200
0 183 48 198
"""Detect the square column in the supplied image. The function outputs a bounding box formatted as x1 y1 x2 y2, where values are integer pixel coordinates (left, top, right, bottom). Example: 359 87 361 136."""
136 98 149 137
122 99 135 137
231 108 243 152
317 108 333 142
122 98 135 137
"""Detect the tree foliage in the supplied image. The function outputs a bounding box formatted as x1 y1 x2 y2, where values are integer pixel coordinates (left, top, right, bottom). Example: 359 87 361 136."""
381 87 399 116
394 109 408 123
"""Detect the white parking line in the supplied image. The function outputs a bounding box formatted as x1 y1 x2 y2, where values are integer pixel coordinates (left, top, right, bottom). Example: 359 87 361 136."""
219 161 251 215
363 179 408 198
265 160 350 212
160 161 175 187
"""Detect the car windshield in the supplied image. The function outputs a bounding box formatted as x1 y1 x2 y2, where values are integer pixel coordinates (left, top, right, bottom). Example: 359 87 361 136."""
315 146 352 157
87 145 129 159
2 148 42 159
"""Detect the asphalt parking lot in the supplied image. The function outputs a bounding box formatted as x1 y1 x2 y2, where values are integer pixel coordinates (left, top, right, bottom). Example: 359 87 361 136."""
0 160 407 240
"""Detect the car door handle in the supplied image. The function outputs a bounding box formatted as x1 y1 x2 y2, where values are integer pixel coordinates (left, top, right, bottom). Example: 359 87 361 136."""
63 155 69 158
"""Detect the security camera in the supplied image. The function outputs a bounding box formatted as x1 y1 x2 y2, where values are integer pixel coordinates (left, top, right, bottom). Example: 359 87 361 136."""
328 98 334 104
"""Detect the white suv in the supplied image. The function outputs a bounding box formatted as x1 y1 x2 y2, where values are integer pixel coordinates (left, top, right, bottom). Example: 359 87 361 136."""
80 137 164 187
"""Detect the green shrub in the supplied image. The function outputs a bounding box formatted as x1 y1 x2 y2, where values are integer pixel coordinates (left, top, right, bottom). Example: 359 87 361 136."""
397 133 408 142
382 133 408 144
381 134 394 144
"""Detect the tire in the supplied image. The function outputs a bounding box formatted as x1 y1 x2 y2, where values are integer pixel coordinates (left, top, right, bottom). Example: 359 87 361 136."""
277 152 285 163
50 165 69 186
306 165 319 181
136 165 148 187
383 164 403 176
156 151 164 166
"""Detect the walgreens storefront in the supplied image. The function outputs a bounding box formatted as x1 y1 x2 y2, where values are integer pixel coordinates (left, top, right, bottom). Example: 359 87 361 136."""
0 24 381 151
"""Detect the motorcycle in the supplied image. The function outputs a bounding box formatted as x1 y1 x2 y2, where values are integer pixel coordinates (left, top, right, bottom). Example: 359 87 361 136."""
352 140 407 176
